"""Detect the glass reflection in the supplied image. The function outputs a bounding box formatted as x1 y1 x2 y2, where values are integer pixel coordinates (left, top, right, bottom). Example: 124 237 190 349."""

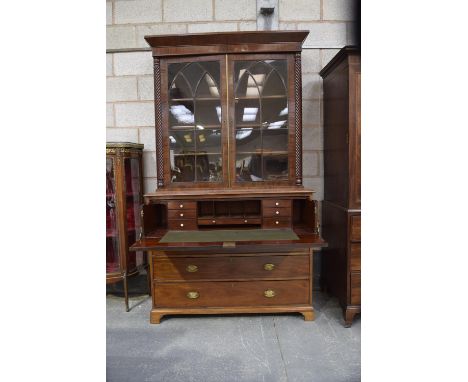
234 59 289 182
168 60 223 183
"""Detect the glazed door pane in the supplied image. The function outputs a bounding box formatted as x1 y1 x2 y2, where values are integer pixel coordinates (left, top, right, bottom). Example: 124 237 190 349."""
167 60 223 183
106 157 120 273
124 157 144 270
232 59 289 183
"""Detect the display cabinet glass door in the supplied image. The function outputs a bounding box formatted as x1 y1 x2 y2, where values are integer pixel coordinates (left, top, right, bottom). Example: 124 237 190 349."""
230 55 292 185
124 156 144 271
106 157 120 273
165 57 226 186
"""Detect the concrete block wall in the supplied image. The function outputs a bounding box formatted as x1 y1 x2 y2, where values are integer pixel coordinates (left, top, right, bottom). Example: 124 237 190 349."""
106 0 358 198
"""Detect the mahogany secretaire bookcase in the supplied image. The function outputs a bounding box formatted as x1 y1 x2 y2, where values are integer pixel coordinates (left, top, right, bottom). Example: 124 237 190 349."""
130 31 326 324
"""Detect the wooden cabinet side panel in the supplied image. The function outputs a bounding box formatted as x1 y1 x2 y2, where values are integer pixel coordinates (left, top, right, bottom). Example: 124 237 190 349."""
321 202 348 304
322 60 349 207
348 54 361 209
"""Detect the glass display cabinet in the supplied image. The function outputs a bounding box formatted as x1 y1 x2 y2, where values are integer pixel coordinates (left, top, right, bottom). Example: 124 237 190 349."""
106 142 146 311
131 31 326 324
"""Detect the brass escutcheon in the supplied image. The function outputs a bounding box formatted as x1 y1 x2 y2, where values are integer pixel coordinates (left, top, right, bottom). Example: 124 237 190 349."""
264 263 275 271
186 264 198 273
186 291 199 299
264 289 276 298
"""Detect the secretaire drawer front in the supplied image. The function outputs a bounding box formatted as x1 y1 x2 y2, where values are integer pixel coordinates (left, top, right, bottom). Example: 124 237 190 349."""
263 218 291 228
263 200 292 209
262 206 292 218
350 272 361 305
153 280 310 308
350 215 361 242
168 209 197 219
167 201 197 210
167 219 197 230
153 255 310 281
350 243 361 271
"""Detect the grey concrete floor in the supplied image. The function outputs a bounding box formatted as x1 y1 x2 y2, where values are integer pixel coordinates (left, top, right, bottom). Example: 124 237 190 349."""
107 276 360 382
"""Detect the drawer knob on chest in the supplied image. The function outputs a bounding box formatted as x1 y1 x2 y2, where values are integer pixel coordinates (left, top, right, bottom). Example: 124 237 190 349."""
275 210 279 215
212 220 216 224
244 219 248 223
275 202 279 206
180 223 184 227
180 204 183 208
186 265 198 273
264 289 276 298
264 263 275 271
180 213 184 217
275 221 279 225
186 291 199 299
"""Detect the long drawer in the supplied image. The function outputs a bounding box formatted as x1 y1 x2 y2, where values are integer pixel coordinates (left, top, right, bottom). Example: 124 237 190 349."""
153 255 310 281
263 200 292 208
350 272 361 305
153 279 310 308
167 201 197 210
350 243 361 271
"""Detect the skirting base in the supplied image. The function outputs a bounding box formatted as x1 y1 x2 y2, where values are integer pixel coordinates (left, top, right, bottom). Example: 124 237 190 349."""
150 305 315 324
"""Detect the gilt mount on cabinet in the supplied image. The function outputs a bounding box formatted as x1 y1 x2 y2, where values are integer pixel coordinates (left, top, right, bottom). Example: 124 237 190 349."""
130 31 326 324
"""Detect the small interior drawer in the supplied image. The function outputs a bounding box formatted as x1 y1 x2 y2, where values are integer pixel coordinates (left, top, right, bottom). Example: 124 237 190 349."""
262 200 292 209
262 206 292 218
263 217 291 228
167 201 197 210
168 219 197 230
168 209 197 219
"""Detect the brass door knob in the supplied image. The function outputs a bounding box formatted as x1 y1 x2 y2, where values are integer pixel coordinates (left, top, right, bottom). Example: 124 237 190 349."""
264 263 275 271
264 289 276 298
186 265 198 272
186 291 199 299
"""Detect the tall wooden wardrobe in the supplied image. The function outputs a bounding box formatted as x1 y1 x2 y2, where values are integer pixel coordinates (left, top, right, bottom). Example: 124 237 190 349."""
320 46 361 327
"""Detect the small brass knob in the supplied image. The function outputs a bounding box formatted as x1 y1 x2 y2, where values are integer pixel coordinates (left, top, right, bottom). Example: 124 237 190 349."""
275 210 279 215
180 213 184 217
264 263 275 271
244 219 248 223
186 291 199 299
275 202 279 206
275 221 279 225
180 204 183 208
212 220 216 224
180 223 184 227
264 289 276 298
186 265 198 272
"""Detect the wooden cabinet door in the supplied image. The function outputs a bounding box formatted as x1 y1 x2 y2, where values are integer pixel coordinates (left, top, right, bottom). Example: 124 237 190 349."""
161 56 229 188
227 54 297 187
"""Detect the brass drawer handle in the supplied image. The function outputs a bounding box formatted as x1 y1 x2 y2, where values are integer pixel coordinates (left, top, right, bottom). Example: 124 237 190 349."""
275 210 280 215
212 220 216 224
186 291 199 299
180 223 184 227
180 204 184 208
264 263 275 271
264 289 276 298
275 221 279 225
180 213 184 217
186 264 198 272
